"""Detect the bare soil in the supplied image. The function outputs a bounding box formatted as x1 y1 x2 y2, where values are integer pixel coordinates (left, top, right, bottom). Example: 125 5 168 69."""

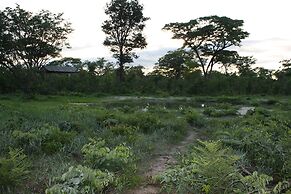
127 130 198 194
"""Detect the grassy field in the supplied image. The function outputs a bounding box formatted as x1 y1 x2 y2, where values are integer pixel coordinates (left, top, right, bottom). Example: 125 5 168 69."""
0 95 290 193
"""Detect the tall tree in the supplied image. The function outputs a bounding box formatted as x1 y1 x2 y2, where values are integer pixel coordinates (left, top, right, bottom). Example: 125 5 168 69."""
236 56 256 77
163 16 249 77
0 5 73 72
276 59 291 79
102 0 149 81
155 49 197 79
84 58 115 75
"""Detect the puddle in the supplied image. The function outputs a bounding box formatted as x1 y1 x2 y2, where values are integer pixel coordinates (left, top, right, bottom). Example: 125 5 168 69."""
237 107 255 116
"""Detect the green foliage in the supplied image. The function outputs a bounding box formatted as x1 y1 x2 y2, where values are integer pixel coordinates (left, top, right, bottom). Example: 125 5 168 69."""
154 49 196 79
163 16 249 77
58 121 83 133
185 109 206 128
109 124 139 143
124 113 162 134
81 139 135 172
157 140 241 193
45 165 114 194
0 148 30 190
203 107 237 117
157 140 279 194
102 0 149 81
0 5 72 71
217 112 291 180
13 124 75 154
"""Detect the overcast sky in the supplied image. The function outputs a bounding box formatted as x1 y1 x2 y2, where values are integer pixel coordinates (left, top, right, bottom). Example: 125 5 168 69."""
1 0 291 71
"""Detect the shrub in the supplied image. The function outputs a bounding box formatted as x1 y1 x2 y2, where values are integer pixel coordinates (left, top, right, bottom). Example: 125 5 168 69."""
58 121 82 133
13 124 75 154
102 118 119 127
45 165 114 194
0 148 30 191
159 119 188 143
123 113 161 134
109 124 139 143
81 139 135 172
185 109 206 128
217 113 291 180
203 107 237 117
157 140 277 194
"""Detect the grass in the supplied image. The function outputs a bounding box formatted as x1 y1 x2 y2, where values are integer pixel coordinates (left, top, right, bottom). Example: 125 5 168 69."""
0 94 290 193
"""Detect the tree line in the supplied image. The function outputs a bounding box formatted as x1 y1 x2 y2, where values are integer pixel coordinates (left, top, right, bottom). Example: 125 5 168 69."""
0 1 290 95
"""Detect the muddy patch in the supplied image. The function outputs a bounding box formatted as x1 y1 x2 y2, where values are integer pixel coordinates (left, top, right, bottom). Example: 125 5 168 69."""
127 130 198 194
237 106 255 116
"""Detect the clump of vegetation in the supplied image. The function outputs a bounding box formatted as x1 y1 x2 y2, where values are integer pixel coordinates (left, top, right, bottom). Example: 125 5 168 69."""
46 165 114 194
216 112 291 180
122 113 162 134
58 121 83 133
185 109 206 128
157 140 284 194
13 124 75 154
203 107 237 117
81 138 135 172
0 148 30 191
109 124 139 143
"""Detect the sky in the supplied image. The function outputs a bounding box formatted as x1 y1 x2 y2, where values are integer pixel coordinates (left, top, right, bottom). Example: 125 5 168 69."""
1 0 291 72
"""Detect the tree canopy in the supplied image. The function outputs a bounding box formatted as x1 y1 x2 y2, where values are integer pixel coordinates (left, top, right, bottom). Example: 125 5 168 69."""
163 16 249 77
154 49 197 79
102 0 149 81
0 5 73 72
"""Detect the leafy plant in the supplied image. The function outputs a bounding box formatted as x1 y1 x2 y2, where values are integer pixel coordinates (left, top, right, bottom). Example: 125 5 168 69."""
109 124 139 143
0 148 30 191
81 138 135 172
203 107 237 117
45 165 114 194
13 124 75 154
58 121 82 133
185 109 206 127
157 140 279 194
123 113 162 134
217 113 291 179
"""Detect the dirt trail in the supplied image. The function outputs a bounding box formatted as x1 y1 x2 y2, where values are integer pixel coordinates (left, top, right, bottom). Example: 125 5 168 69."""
127 130 198 194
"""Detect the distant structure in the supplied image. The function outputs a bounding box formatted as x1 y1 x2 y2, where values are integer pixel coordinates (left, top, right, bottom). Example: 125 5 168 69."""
42 66 79 75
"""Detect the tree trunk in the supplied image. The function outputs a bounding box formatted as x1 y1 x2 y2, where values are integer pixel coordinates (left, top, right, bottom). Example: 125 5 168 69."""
117 64 125 82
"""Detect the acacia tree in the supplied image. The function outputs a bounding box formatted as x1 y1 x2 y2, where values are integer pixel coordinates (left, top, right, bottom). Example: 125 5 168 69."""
0 5 73 72
163 16 249 78
155 49 197 79
102 0 149 81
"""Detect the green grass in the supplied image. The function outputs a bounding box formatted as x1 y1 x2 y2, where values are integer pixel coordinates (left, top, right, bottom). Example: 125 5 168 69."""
0 94 290 193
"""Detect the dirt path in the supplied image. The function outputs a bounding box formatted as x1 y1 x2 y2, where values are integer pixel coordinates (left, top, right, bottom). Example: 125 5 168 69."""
127 130 198 194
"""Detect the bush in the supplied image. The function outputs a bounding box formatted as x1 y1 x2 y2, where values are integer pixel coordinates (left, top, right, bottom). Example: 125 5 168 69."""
58 121 82 133
81 139 135 172
45 165 114 194
159 119 188 143
203 107 237 117
185 109 206 128
123 113 161 134
0 148 30 191
157 140 277 194
109 124 139 143
13 124 75 154
217 113 291 180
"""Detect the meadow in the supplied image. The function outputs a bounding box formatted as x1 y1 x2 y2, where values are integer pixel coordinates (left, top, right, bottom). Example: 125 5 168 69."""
0 94 290 194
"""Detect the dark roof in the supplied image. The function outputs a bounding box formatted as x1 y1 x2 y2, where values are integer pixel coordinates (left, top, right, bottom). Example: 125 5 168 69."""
43 66 78 73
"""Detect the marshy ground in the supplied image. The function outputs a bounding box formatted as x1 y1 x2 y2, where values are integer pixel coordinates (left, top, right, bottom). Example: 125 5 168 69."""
0 95 290 193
